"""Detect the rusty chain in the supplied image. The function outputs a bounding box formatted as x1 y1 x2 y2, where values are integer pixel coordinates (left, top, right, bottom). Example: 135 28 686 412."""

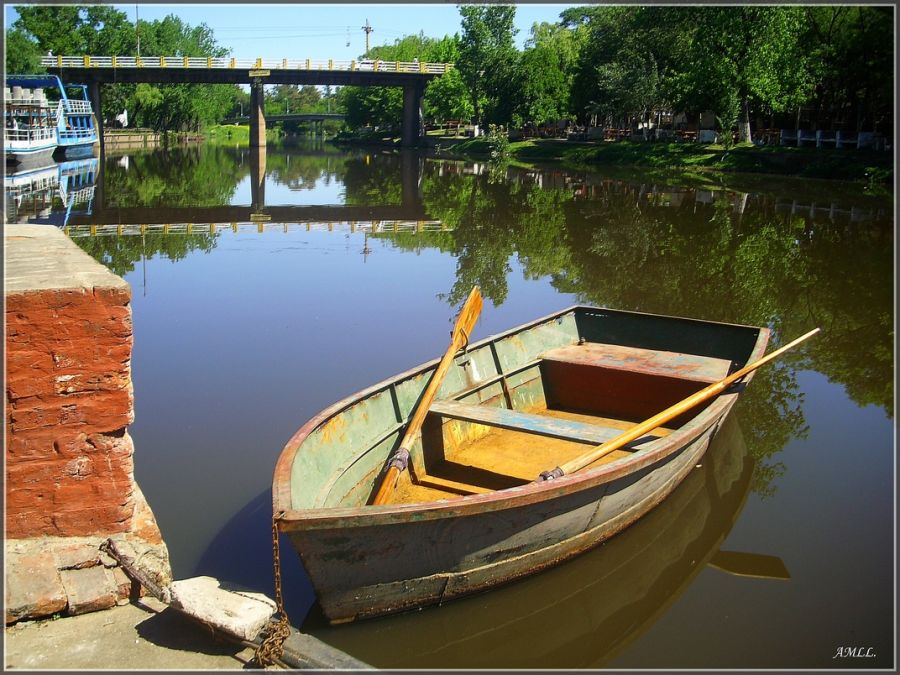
253 512 291 667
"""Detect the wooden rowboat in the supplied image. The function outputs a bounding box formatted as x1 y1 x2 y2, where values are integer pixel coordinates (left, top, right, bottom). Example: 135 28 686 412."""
307 414 766 668
273 305 770 624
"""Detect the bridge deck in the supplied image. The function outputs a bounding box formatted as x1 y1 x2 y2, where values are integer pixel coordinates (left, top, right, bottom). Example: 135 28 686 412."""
42 56 450 86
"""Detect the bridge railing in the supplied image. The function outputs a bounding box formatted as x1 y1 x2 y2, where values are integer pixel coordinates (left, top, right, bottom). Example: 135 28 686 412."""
42 56 453 74
62 220 448 237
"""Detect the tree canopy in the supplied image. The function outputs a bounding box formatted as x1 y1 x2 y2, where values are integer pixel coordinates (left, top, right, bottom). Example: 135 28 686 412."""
9 5 240 131
7 4 892 138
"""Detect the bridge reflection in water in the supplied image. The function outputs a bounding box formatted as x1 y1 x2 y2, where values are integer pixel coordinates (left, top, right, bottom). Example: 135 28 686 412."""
65 144 434 229
64 220 448 237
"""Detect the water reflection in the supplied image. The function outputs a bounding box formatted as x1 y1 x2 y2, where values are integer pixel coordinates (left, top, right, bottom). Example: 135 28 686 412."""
4 156 99 226
18 142 890 495
63 145 430 225
305 414 768 668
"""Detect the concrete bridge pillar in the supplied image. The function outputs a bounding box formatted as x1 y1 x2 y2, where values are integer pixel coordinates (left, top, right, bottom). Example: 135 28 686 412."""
401 82 425 147
88 80 104 153
250 79 266 148
250 145 266 213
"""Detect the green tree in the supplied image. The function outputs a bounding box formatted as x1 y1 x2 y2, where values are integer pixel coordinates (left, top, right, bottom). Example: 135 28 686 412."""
339 33 466 131
12 5 236 132
514 22 581 126
422 36 471 124
675 7 812 142
266 85 322 115
457 5 519 126
802 6 893 133
5 27 45 74
13 6 90 55
570 6 690 130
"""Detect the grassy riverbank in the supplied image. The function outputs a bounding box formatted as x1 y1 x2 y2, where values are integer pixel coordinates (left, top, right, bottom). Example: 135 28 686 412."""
438 137 893 186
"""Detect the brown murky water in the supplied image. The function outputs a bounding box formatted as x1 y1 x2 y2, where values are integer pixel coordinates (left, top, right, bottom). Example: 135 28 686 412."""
6 140 893 668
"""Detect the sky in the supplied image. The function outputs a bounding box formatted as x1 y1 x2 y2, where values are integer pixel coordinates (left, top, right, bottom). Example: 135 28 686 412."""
6 4 580 62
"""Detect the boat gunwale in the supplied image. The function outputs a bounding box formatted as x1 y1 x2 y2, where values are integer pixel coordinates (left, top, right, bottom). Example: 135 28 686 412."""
273 305 770 530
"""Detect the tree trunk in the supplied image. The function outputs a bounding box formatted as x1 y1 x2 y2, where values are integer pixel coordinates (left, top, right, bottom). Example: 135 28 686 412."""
738 95 752 143
472 90 481 128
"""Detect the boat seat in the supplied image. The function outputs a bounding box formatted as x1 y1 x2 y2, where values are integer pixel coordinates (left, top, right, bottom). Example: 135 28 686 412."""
540 342 733 383
537 341 733 423
428 399 663 447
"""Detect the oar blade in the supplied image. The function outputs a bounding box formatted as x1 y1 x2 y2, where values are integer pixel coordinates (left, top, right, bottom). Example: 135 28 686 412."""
452 285 483 343
708 550 791 581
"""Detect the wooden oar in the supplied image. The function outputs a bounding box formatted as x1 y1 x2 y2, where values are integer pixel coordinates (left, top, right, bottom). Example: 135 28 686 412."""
537 327 820 482
371 286 484 505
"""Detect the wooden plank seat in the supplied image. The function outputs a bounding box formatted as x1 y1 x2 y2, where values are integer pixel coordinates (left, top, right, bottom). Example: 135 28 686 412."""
536 341 733 425
428 399 665 447
539 342 733 383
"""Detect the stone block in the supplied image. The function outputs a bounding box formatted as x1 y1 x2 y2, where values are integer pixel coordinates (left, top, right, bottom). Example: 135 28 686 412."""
168 577 276 642
54 542 102 570
5 550 67 624
60 567 118 615
112 566 135 601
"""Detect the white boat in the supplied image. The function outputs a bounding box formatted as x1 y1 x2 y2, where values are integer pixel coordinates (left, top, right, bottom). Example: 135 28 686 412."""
5 75 99 166
5 83 58 166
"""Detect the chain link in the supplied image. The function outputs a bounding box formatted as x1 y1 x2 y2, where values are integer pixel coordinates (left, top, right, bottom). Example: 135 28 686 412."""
253 513 291 667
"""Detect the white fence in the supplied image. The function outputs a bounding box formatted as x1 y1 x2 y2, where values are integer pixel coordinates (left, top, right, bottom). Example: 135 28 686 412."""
42 55 452 74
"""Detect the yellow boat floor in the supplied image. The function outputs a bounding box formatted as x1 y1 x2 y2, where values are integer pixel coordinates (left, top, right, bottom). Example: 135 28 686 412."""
389 409 673 505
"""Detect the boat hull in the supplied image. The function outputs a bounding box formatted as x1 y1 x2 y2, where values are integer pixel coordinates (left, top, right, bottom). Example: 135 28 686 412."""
6 144 57 167
288 423 718 623
307 413 754 668
275 305 769 624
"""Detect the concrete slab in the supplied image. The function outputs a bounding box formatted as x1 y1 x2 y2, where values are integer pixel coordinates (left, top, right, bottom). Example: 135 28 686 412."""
5 224 129 294
168 576 276 642
4 597 257 670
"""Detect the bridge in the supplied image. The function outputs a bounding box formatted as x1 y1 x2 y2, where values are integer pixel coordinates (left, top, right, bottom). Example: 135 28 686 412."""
42 56 452 148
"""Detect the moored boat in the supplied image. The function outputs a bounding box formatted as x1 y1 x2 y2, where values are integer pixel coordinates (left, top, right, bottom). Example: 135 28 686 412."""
306 413 770 668
273 304 773 624
5 79 58 167
53 80 99 159
4 75 98 165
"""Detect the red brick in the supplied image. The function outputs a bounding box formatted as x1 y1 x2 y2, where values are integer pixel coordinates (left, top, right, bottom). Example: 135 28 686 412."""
5 432 59 461
6 277 136 539
51 505 132 535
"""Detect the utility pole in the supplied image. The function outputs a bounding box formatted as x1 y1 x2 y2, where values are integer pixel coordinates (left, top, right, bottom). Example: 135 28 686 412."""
361 19 373 57
135 4 140 57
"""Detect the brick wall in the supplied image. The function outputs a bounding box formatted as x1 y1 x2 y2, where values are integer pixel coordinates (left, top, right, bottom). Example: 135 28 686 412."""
5 228 137 539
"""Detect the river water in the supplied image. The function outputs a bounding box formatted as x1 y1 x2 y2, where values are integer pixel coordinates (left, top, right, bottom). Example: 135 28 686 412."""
6 140 894 668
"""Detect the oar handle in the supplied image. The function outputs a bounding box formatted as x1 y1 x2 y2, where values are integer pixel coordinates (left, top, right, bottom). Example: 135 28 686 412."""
538 327 820 481
371 286 483 505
